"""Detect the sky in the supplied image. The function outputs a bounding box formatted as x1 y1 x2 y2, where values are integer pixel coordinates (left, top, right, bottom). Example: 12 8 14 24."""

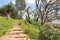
0 0 35 8
0 0 10 6
26 0 36 8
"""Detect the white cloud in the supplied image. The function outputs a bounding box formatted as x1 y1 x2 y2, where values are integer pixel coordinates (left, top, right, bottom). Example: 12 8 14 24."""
12 0 16 5
26 0 35 4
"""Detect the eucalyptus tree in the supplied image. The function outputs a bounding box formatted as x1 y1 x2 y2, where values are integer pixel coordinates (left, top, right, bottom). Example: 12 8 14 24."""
16 0 26 19
0 2 18 19
0 2 15 19
25 7 30 23
35 0 60 40
35 0 60 26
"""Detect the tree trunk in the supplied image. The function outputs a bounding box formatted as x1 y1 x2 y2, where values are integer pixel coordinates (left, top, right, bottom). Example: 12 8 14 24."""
7 14 11 19
41 13 44 26
17 11 23 19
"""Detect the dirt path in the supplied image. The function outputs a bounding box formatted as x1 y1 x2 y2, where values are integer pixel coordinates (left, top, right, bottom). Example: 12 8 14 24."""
0 22 30 40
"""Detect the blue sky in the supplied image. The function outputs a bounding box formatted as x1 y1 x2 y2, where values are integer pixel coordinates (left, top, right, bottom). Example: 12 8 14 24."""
26 0 36 8
0 0 10 7
0 0 36 8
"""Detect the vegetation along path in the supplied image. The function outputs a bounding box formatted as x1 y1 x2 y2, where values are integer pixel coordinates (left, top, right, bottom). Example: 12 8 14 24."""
0 22 30 40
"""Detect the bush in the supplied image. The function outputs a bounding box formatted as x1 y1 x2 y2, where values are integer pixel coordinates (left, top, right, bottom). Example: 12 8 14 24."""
29 20 40 29
38 23 60 40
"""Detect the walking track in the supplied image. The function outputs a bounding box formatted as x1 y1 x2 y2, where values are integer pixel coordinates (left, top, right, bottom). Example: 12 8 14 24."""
0 22 30 40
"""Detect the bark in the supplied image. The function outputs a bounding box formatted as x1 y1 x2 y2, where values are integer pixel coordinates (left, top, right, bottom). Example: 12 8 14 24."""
7 14 11 19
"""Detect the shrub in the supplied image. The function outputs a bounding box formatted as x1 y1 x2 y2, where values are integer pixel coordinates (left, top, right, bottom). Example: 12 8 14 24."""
38 23 60 40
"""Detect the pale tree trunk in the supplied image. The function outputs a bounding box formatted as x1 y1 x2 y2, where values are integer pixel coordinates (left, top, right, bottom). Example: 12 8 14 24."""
7 13 11 19
17 11 22 19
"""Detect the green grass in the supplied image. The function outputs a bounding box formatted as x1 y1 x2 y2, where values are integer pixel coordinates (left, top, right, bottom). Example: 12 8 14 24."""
17 20 40 40
0 16 16 36
0 16 39 40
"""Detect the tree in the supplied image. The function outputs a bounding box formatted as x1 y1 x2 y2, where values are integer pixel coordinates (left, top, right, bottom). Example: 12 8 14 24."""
11 7 18 19
16 0 26 19
35 0 60 26
0 7 6 16
35 0 60 40
25 7 31 23
16 0 26 10
3 3 15 19
0 2 18 19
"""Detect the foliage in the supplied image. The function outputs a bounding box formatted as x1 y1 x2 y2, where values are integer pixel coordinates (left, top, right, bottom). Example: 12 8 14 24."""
29 20 40 29
38 23 60 40
0 3 18 18
16 0 26 10
11 8 18 19
26 16 30 23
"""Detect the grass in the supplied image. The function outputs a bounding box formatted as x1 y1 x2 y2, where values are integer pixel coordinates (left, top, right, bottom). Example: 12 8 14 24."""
1 16 60 40
0 16 40 40
0 16 16 36
17 20 40 40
